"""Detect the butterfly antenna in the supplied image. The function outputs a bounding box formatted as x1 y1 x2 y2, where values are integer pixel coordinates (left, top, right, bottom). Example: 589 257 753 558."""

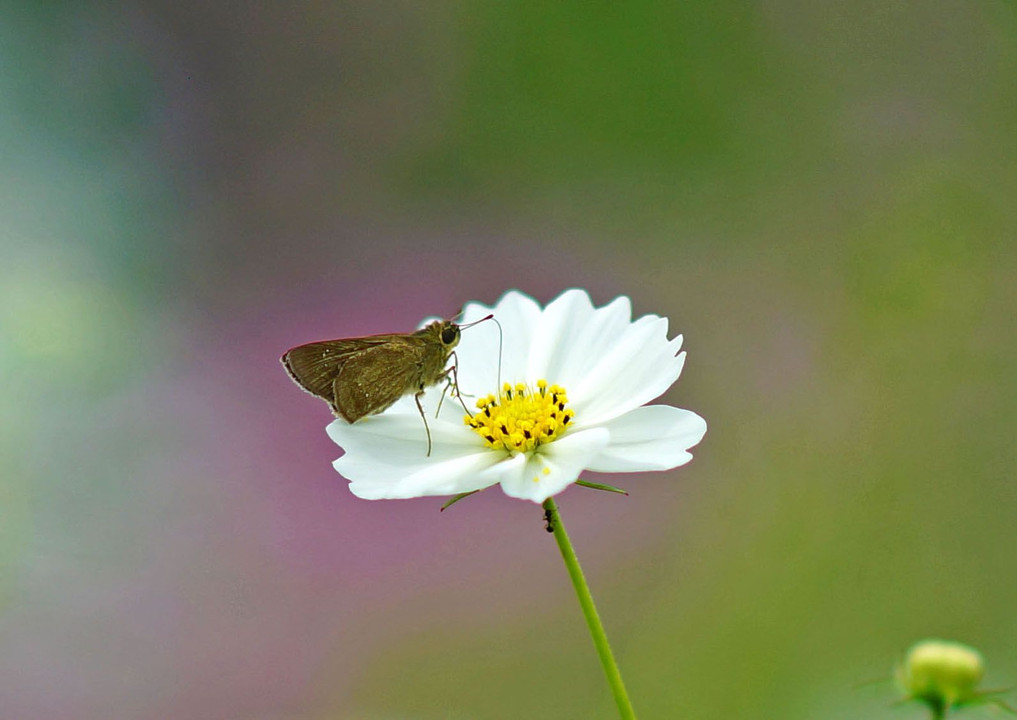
493 317 503 391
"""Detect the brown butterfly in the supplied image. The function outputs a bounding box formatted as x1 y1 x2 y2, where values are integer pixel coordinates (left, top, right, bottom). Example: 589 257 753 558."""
281 315 492 455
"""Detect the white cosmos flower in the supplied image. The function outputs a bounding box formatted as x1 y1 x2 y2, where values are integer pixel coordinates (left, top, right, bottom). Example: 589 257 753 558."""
327 289 707 503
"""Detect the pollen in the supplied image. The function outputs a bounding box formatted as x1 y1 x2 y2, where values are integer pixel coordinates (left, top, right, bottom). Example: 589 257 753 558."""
466 379 574 453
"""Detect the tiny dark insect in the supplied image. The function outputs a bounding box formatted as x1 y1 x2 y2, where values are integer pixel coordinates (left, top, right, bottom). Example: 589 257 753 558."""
281 315 492 455
543 505 555 533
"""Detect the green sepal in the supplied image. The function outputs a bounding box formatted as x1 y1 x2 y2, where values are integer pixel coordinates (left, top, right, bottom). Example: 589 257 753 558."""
964 689 1017 715
440 490 480 512
575 479 629 496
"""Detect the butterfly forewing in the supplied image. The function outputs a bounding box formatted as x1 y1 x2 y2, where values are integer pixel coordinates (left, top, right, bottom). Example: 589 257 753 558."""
282 337 391 412
331 341 425 422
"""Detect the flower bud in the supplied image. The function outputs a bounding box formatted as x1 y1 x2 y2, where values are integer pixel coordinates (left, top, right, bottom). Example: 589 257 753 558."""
898 639 984 709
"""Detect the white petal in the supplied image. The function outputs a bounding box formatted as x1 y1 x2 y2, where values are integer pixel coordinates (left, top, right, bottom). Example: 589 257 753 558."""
327 416 504 499
529 292 636 390
454 290 542 397
526 289 596 380
585 405 706 473
570 314 687 426
497 427 610 503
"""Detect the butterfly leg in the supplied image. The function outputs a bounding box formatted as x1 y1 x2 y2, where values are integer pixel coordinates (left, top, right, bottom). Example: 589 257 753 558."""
434 353 472 420
414 390 433 457
445 351 473 417
434 369 451 419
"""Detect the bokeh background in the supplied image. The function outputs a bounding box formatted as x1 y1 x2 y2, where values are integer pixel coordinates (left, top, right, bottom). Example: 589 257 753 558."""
2 2 1016 718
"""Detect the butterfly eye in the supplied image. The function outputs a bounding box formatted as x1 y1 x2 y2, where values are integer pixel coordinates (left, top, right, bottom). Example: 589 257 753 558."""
441 325 459 345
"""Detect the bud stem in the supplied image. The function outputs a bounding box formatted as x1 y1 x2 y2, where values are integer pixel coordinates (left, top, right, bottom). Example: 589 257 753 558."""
542 497 637 719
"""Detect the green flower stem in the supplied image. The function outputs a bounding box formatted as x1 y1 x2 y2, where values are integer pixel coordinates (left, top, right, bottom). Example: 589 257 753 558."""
542 497 636 720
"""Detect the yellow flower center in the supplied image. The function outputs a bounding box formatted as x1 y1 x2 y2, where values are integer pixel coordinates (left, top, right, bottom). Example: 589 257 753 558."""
466 379 574 453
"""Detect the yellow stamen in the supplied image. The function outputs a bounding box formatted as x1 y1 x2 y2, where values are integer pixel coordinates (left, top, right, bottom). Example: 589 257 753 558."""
465 380 574 453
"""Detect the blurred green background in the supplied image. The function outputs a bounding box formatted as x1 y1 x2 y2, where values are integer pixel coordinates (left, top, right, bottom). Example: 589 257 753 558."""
2 2 1015 718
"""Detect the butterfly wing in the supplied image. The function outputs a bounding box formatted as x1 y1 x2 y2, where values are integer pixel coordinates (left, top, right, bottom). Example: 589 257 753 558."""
331 341 425 422
281 337 392 414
